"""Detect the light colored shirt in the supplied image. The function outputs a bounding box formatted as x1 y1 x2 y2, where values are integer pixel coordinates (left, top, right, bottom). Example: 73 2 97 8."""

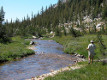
88 43 96 54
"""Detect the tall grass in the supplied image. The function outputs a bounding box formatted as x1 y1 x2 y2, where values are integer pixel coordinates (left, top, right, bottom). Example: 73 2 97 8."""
0 36 35 63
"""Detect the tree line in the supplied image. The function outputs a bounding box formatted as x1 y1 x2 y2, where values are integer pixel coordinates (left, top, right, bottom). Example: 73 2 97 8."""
0 0 107 42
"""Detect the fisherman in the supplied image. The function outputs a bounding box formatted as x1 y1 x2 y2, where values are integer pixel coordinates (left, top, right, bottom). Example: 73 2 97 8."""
87 40 96 64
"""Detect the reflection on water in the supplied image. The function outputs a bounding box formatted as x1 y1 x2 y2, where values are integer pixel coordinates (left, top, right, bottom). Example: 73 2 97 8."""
0 40 77 80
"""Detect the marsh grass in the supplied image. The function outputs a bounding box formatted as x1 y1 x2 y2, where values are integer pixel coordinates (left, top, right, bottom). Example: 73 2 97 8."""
0 36 35 63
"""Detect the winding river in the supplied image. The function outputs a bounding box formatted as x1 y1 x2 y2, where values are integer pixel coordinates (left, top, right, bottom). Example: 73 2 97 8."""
0 40 77 80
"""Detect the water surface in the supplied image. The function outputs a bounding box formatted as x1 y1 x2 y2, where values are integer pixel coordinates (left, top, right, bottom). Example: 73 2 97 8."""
0 40 77 80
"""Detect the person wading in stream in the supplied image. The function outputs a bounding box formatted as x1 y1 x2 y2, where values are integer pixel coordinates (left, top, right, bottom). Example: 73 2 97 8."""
87 40 96 64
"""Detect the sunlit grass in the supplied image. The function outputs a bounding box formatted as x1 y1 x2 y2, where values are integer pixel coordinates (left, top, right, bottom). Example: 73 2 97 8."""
44 62 107 80
51 34 107 59
0 36 35 62
44 34 107 80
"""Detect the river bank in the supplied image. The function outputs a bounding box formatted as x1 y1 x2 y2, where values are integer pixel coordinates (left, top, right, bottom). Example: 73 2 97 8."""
45 35 107 59
0 36 35 63
0 39 78 80
27 55 86 80
39 35 107 80
27 63 85 80
44 61 107 80
0 35 106 80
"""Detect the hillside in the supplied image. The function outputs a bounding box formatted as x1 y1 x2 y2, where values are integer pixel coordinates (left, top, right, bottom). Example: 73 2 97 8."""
1 0 107 38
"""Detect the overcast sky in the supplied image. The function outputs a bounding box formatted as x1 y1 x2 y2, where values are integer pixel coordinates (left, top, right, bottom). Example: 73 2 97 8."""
0 0 58 22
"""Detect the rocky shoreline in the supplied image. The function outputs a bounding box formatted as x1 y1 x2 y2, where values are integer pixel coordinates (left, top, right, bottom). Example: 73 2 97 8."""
26 63 85 80
26 55 85 80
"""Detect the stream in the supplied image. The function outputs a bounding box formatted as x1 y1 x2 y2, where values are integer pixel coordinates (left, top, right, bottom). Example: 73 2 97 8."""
0 40 77 80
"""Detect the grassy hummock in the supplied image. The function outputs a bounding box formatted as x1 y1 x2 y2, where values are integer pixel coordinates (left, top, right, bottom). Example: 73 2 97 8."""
0 36 35 63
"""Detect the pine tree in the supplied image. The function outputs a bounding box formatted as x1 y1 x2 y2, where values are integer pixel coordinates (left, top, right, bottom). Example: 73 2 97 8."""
3 0 106 37
0 6 10 43
0 6 5 26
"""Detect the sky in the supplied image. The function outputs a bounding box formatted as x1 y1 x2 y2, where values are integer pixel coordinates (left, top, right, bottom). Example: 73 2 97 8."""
0 0 58 22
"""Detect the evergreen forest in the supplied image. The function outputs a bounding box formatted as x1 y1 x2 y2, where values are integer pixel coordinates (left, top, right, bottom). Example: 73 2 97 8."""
0 0 107 42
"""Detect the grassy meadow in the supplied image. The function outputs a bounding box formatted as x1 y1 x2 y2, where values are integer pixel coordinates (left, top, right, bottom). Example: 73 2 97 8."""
50 34 107 59
0 36 35 63
44 34 107 80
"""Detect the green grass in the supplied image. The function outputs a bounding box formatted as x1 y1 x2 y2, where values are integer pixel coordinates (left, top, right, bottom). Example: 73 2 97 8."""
0 36 35 63
49 34 107 59
44 62 107 80
44 34 107 80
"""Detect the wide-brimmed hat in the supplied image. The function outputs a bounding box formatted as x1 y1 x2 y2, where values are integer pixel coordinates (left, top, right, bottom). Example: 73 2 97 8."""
90 40 94 43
